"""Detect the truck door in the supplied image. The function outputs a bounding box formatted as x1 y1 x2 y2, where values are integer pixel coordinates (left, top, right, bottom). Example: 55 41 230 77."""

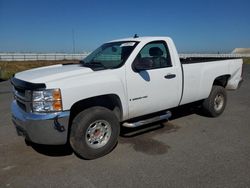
126 40 182 118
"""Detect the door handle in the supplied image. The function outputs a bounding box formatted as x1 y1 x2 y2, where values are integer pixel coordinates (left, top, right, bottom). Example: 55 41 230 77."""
164 74 176 79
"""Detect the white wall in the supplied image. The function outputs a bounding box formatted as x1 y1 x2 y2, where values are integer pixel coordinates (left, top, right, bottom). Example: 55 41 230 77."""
0 53 249 61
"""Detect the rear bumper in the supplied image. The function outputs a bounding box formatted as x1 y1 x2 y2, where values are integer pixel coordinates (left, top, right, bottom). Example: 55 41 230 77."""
237 78 243 89
226 77 243 90
11 101 70 145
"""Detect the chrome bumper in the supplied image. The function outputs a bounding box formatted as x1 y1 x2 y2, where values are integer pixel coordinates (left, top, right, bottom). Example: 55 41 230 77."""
11 101 70 145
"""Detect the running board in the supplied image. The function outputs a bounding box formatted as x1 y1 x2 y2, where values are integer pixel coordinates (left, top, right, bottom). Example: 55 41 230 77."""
122 111 172 128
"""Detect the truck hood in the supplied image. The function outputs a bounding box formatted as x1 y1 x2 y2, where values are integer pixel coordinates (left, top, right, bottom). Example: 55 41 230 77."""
15 64 94 83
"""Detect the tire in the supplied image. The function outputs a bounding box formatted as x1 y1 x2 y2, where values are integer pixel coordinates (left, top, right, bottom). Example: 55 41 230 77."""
202 85 227 117
70 106 120 159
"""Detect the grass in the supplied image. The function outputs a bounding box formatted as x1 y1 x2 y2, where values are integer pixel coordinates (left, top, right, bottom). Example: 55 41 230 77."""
0 60 79 80
243 58 250 64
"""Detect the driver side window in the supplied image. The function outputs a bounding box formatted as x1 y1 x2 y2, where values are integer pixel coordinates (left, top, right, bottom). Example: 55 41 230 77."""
133 41 172 70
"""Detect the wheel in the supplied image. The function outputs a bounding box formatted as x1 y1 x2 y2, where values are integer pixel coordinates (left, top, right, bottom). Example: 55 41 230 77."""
202 85 227 117
70 106 120 159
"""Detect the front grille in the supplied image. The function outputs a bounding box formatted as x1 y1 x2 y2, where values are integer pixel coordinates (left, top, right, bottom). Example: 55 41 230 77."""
11 77 46 113
12 86 32 112
14 86 25 96
16 100 27 112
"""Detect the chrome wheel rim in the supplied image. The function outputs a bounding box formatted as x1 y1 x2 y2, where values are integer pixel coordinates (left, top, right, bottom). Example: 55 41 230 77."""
214 94 224 112
85 120 112 149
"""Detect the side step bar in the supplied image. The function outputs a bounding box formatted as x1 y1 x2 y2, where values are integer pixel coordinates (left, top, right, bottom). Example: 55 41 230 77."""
122 111 172 128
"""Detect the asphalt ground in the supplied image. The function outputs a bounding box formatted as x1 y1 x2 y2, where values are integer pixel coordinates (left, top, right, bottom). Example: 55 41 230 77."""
0 64 249 188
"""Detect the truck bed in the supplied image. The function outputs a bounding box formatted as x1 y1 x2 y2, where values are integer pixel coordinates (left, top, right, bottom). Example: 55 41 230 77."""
180 58 243 106
180 57 239 64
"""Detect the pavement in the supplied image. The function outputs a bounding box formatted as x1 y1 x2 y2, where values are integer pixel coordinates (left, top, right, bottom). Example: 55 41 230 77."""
0 64 250 188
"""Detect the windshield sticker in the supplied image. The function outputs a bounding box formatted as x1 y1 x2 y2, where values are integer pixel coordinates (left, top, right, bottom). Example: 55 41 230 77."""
120 42 136 47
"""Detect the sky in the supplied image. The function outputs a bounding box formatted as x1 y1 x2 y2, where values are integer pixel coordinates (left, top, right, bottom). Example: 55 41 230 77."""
0 0 249 53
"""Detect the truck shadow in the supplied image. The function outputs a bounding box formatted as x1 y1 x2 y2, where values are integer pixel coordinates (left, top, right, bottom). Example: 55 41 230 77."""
26 141 73 157
119 103 202 156
120 103 201 137
119 121 178 155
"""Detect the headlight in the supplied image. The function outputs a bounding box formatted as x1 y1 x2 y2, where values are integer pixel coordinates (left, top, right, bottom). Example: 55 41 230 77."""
32 89 62 112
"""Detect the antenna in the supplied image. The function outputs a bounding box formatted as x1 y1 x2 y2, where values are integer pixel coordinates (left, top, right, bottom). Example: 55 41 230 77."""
133 34 139 38
72 29 76 54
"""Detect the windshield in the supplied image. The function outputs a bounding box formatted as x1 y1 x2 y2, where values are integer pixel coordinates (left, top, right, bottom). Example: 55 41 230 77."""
81 41 138 70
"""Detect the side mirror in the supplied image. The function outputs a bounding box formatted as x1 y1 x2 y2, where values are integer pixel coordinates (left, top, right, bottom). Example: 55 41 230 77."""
133 58 152 72
134 64 148 72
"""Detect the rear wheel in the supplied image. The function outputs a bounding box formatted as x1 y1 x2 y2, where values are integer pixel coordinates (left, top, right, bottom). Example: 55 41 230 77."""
70 107 120 159
202 86 227 117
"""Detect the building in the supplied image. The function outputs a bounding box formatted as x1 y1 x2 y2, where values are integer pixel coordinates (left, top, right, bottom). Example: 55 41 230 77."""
232 48 250 54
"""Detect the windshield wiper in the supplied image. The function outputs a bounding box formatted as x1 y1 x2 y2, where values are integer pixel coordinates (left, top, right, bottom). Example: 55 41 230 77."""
81 61 107 70
80 60 85 64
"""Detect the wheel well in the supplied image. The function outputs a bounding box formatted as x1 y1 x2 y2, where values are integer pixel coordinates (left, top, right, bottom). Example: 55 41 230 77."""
213 75 230 87
69 94 122 125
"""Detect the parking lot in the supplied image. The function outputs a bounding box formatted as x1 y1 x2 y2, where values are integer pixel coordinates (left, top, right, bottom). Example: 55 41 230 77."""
0 64 250 188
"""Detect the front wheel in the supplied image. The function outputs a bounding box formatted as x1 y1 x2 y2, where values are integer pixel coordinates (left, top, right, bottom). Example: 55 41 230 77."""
202 86 227 117
70 107 120 159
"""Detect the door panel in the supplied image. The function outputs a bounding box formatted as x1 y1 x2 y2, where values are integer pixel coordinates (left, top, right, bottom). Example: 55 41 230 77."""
126 41 181 118
126 67 181 118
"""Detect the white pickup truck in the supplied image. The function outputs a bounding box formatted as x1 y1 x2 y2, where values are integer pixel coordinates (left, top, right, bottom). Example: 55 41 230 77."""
11 36 243 159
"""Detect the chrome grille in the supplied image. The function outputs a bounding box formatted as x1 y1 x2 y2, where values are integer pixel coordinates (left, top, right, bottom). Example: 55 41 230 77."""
11 77 46 113
14 87 25 96
13 86 32 112
16 100 27 111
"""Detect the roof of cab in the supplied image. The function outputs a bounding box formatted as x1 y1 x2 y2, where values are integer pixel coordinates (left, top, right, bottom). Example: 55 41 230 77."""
108 36 171 43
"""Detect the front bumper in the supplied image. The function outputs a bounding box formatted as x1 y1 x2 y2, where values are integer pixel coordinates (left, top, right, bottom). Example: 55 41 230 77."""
11 101 70 145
